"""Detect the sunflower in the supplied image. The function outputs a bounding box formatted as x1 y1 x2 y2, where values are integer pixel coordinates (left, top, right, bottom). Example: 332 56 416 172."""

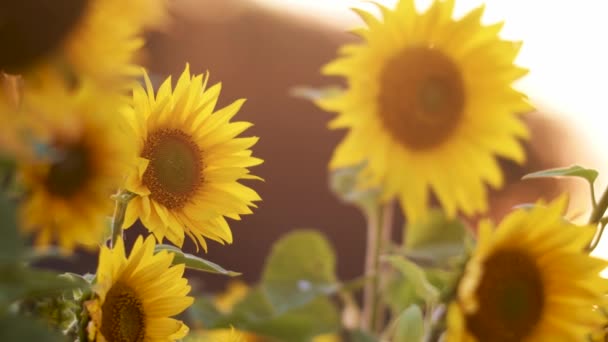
1 0 165 88
18 79 130 251
122 64 262 250
317 0 532 222
446 196 608 341
86 235 193 342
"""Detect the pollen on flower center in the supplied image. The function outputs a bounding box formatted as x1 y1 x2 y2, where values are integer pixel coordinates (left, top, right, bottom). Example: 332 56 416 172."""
44 141 92 198
466 249 544 341
378 46 465 150
0 0 90 72
141 128 203 209
100 282 145 342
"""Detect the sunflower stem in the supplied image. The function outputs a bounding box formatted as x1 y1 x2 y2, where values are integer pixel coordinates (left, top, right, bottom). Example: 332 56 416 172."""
587 185 608 252
361 205 382 332
361 201 394 334
110 190 136 248
373 201 395 332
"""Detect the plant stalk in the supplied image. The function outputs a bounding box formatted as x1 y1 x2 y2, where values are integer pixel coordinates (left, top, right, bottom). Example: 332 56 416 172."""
110 190 136 248
587 185 608 252
373 201 395 332
361 205 382 332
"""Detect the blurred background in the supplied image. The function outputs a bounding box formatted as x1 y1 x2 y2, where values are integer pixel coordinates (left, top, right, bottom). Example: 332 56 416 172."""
47 0 608 290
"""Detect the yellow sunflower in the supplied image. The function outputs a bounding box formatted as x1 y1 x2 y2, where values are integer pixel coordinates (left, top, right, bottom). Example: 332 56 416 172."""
446 196 608 341
2 0 165 88
317 0 532 222
122 64 262 250
18 79 130 251
86 235 193 342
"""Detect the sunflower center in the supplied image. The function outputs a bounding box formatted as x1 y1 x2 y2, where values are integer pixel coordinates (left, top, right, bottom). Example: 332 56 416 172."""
466 249 544 341
44 142 92 198
141 128 203 209
100 282 145 342
0 0 90 72
378 46 465 150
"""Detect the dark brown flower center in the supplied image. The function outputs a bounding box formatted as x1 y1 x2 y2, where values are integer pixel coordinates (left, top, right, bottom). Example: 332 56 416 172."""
0 0 90 72
101 282 145 342
141 128 203 210
378 46 465 150
44 141 92 198
466 249 544 342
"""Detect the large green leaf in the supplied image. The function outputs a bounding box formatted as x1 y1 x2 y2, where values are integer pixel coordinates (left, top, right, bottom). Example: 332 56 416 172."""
261 230 338 312
0 315 66 341
154 244 241 276
243 297 340 342
404 210 467 263
195 288 340 342
522 165 598 184
394 305 424 342
189 230 341 342
384 256 439 303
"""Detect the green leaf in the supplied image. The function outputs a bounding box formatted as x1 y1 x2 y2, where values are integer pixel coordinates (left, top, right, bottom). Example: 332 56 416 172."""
289 86 343 101
329 162 380 211
0 315 66 342
0 193 23 264
188 296 224 328
394 305 424 342
384 268 450 315
522 165 598 184
384 272 418 314
242 297 340 342
384 256 439 303
154 244 241 277
200 288 340 342
404 210 467 263
349 330 379 342
261 230 338 312
189 230 341 342
0 265 87 309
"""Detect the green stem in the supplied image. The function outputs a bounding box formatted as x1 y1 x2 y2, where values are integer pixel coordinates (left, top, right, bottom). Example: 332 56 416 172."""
373 201 395 333
361 205 382 332
587 185 608 252
110 190 136 248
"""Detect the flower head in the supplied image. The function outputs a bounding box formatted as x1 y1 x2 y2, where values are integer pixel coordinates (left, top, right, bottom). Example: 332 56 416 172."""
318 0 532 222
87 235 193 341
3 0 165 89
122 64 262 250
17 79 129 251
447 196 608 341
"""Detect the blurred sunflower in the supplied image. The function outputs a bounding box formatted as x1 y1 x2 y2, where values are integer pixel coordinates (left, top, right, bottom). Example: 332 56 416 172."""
18 79 130 251
86 235 193 341
447 196 608 341
122 64 262 250
317 0 532 222
0 0 165 88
